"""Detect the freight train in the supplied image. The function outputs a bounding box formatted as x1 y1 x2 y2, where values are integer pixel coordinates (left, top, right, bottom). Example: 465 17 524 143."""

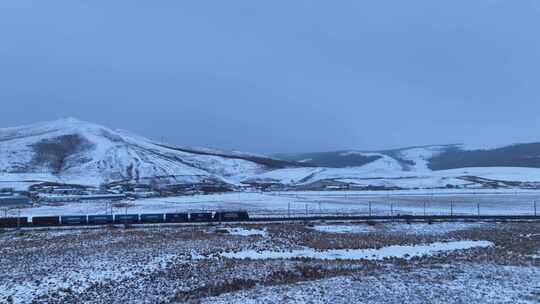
0 211 249 228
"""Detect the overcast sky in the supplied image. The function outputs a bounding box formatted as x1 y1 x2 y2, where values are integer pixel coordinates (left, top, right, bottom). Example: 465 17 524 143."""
1 1 540 153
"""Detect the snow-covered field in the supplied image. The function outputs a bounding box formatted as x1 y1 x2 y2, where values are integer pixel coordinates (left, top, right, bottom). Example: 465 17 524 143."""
1 221 539 303
8 190 540 217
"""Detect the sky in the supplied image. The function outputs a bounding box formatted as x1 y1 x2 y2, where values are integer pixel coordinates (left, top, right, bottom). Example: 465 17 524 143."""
1 1 540 154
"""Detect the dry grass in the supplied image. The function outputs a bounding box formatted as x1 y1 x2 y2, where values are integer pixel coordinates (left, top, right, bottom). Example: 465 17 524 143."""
1 222 539 303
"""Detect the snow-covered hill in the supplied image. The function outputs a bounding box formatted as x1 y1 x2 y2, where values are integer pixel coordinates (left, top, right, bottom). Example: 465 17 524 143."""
2 118 540 191
0 118 287 188
251 144 540 189
274 142 540 171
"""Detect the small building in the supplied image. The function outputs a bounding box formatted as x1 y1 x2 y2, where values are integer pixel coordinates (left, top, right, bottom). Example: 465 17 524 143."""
50 188 87 195
0 187 14 193
38 193 126 203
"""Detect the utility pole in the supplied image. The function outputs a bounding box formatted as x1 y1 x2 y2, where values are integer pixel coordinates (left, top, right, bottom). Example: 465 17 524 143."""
288 202 291 218
450 201 453 217
369 202 372 217
124 202 129 228
17 208 21 231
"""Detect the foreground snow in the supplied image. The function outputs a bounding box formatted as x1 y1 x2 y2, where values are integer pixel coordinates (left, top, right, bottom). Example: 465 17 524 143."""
202 265 540 304
1 222 539 303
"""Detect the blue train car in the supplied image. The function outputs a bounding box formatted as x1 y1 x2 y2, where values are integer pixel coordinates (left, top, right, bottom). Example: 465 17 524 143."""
88 215 114 225
140 213 164 223
114 214 139 224
165 213 189 223
189 212 213 222
61 215 87 225
214 211 249 222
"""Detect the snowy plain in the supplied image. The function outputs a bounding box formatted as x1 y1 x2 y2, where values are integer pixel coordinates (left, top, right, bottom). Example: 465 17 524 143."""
7 189 540 218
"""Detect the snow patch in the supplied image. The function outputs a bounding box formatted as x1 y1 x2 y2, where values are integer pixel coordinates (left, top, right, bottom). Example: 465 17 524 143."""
386 222 485 235
312 225 375 234
225 227 268 237
216 240 493 261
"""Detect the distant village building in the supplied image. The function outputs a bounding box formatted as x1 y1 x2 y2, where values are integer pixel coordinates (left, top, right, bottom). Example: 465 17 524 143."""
38 194 126 203
0 187 15 197
125 191 159 199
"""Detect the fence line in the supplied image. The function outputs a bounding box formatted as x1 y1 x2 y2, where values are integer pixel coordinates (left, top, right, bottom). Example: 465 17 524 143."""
3 200 540 219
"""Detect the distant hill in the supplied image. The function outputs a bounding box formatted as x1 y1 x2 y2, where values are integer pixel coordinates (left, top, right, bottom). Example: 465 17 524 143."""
273 143 540 170
428 143 540 170
273 151 381 168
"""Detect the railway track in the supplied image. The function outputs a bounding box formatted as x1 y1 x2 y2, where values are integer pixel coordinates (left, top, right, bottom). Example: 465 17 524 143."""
2 214 540 229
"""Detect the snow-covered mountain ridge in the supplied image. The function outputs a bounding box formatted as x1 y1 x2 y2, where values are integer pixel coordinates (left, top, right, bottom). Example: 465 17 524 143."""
257 144 540 189
274 142 540 171
2 118 540 191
